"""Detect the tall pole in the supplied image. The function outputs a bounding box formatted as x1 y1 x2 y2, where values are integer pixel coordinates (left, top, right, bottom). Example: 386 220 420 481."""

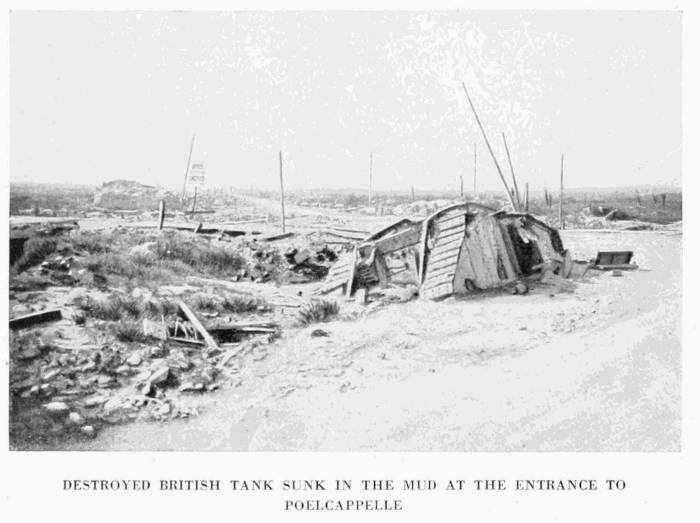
190 185 198 215
181 133 196 200
524 182 529 212
158 199 165 230
461 83 517 211
559 154 565 229
473 142 477 195
279 150 286 233
502 133 522 211
460 175 464 198
368 152 373 206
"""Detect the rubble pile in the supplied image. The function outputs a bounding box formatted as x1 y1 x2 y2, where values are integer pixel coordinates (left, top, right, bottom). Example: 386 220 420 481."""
8 309 275 445
224 239 342 284
93 180 179 210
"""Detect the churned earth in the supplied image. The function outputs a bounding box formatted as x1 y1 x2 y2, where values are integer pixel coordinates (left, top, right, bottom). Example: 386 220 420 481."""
60 229 681 451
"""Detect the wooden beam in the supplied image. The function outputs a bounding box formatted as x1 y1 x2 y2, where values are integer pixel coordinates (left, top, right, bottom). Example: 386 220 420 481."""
9 309 62 330
362 226 423 255
176 299 219 350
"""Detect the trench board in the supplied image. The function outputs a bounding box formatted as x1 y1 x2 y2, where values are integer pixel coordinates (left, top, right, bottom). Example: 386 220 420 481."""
317 251 355 295
421 210 466 300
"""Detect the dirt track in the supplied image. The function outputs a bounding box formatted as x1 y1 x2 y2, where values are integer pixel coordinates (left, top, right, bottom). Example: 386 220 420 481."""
61 229 681 451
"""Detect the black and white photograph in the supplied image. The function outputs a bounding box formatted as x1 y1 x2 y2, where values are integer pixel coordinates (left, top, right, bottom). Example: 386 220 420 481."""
7 8 684 456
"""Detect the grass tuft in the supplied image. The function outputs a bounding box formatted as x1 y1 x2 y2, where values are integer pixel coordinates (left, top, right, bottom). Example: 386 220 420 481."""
14 237 57 272
297 299 340 326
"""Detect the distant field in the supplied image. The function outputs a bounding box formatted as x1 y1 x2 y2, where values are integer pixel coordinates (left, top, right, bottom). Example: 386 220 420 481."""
10 182 681 227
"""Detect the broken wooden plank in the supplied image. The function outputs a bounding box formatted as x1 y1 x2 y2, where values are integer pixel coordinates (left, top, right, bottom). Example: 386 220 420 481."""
167 336 205 346
175 299 219 350
323 229 367 241
592 263 639 271
9 309 62 330
259 231 295 241
363 226 422 255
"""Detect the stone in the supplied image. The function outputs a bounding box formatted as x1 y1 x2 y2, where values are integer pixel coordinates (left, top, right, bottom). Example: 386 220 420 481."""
67 411 85 425
149 366 169 385
80 425 96 438
44 401 69 413
17 345 42 360
97 375 116 388
311 329 330 338
83 395 109 407
115 364 133 376
149 345 166 358
512 282 529 295
126 353 142 366
103 396 125 414
612 270 623 277
155 402 171 417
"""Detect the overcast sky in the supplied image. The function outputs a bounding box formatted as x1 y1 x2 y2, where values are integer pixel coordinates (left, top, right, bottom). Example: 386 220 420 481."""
10 10 681 192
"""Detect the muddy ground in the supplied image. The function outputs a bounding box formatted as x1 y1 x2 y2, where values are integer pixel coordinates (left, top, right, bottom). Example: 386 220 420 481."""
44 228 680 452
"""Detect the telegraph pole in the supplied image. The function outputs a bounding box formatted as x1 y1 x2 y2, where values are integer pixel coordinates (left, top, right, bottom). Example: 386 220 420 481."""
368 152 374 206
559 154 565 229
279 151 286 233
181 133 196 201
473 142 477 194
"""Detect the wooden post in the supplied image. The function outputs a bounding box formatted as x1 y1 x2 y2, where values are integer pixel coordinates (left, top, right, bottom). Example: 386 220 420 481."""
279 151 286 233
411 186 415 201
524 183 529 212
502 133 522 211
460 175 464 198
559 154 565 229
190 185 198 216
158 199 165 230
368 152 373 206
461 83 518 212
181 133 196 201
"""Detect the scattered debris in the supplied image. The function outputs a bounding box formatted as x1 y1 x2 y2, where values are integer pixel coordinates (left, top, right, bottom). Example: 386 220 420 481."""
592 251 638 271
